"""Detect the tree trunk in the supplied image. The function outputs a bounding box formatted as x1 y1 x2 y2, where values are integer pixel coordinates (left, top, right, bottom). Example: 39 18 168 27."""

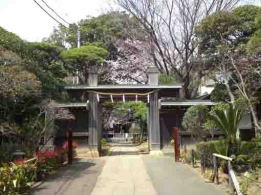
247 99 261 137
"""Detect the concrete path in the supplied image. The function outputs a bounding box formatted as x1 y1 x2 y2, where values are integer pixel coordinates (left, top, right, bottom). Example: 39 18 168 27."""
91 144 157 195
33 144 226 195
143 155 226 195
32 158 105 195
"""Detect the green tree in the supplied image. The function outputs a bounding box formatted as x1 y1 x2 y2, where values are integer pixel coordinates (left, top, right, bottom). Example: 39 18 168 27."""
209 103 242 155
0 27 29 59
247 15 261 54
46 12 150 84
182 105 210 140
195 5 261 136
0 26 69 157
0 26 69 98
210 83 231 102
60 43 108 83
0 65 41 120
196 5 261 54
26 42 68 98
46 12 143 49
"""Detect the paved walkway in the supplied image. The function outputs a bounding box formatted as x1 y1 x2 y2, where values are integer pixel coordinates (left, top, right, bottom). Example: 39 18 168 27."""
143 155 225 195
32 158 105 195
91 144 156 195
33 144 226 195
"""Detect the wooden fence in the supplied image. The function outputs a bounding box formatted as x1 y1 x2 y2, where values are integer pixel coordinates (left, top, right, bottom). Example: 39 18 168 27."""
212 153 242 195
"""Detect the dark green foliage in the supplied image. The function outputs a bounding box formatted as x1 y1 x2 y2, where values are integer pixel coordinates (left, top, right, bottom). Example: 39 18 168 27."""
0 26 70 161
0 27 29 59
26 42 68 98
114 101 147 123
48 12 144 48
209 103 242 147
196 138 261 170
196 5 261 54
196 139 228 167
247 29 261 54
0 26 69 99
60 43 108 83
103 101 147 143
0 65 42 124
47 11 144 63
196 11 239 54
235 138 261 170
247 14 261 54
60 43 108 64
210 83 231 102
182 105 210 140
159 74 180 85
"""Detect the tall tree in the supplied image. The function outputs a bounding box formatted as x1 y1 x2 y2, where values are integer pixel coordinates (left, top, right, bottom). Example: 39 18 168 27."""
46 11 151 84
195 5 261 135
60 43 109 83
0 27 68 98
0 26 69 151
117 0 239 98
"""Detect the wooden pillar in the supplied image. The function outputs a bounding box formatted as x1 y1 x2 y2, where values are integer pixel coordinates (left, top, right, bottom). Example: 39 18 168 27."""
212 155 219 184
149 91 161 151
172 127 180 162
88 92 100 156
67 130 73 164
147 106 150 151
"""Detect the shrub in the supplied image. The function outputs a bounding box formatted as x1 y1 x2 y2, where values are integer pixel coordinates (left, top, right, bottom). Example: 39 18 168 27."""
62 141 78 151
0 162 36 194
196 139 228 167
209 103 242 156
100 138 108 148
100 138 110 156
196 138 261 172
235 138 261 170
180 150 193 164
182 105 210 140
36 149 65 180
0 142 17 164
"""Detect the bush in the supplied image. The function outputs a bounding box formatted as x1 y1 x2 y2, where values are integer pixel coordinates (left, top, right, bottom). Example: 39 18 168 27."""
196 138 261 172
181 150 193 164
100 138 110 156
36 149 66 180
0 162 36 194
235 138 261 170
196 139 228 167
182 105 210 140
100 138 108 148
0 143 17 164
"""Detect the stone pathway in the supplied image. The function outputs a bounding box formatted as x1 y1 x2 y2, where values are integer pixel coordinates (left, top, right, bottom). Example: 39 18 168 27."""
91 144 156 195
143 155 226 195
32 158 105 195
33 144 226 195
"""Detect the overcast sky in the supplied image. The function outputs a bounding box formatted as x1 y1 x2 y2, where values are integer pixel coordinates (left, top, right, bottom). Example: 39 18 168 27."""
0 0 260 42
0 0 115 42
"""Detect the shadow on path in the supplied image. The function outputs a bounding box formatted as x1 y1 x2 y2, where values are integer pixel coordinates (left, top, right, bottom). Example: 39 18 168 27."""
32 158 105 195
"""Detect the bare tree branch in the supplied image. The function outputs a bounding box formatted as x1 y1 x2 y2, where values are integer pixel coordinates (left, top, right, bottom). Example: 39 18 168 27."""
117 0 239 98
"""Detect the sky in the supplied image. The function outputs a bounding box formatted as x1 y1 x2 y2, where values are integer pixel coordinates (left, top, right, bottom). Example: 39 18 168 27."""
0 0 260 42
0 0 115 42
